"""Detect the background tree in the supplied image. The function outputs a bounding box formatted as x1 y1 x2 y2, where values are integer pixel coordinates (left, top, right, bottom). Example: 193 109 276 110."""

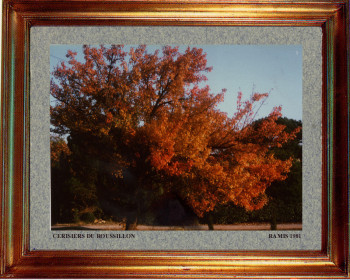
206 118 302 228
255 117 302 227
51 135 75 224
51 45 300 229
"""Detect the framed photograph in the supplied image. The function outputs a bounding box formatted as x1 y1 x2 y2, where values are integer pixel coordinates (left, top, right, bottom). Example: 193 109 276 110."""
1 0 349 278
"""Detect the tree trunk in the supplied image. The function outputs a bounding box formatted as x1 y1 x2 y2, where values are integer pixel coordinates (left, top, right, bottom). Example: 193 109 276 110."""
125 212 138 230
270 215 277 230
207 212 214 230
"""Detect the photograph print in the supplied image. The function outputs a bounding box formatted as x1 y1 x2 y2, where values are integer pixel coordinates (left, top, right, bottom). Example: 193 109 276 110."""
50 44 302 231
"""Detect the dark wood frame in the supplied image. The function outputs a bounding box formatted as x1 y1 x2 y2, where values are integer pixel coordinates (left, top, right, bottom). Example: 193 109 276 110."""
1 0 349 278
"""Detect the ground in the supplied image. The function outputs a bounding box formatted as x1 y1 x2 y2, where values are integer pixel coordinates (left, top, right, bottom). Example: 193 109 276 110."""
52 223 302 231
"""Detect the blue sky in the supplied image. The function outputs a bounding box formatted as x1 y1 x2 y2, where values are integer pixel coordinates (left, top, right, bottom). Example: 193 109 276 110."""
50 44 302 120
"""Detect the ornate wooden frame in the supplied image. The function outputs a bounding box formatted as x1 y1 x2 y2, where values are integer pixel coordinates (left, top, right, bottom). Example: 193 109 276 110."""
1 0 349 278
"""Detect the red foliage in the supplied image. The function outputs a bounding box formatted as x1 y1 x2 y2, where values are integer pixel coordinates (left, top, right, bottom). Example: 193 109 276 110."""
50 136 71 164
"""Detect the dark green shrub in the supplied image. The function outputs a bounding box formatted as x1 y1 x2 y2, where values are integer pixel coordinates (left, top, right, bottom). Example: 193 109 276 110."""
93 208 104 220
80 212 95 223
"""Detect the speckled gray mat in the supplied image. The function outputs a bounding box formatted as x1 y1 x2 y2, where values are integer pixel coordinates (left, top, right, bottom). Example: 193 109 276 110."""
30 26 322 251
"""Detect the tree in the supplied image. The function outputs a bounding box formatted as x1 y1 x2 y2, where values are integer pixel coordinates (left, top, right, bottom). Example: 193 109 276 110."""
50 135 74 224
259 117 302 226
50 45 300 229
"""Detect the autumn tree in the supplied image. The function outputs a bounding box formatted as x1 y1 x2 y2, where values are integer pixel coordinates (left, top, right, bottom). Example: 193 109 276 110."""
207 117 302 228
50 45 299 229
256 117 302 227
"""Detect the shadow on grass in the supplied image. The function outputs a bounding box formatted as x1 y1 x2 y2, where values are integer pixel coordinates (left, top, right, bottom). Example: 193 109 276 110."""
51 226 96 231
